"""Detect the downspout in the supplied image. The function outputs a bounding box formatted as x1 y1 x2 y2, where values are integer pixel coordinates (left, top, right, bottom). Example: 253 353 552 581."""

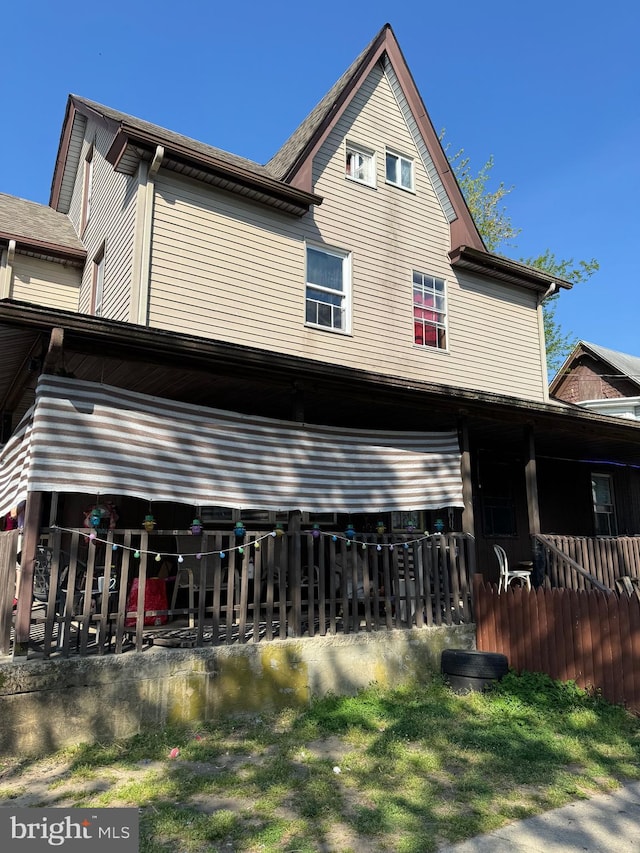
129 145 163 325
0 240 16 298
537 281 556 402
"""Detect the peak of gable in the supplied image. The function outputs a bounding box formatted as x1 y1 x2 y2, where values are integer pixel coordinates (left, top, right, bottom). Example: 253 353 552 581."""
266 23 484 252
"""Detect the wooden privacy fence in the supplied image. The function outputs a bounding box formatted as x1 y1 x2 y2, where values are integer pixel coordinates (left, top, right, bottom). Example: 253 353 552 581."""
473 574 640 714
536 534 640 591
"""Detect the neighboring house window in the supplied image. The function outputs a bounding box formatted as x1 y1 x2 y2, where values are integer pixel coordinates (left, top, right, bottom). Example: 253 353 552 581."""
345 142 375 186
81 145 94 233
413 271 447 349
91 246 105 317
591 473 617 535
385 149 413 190
305 245 350 332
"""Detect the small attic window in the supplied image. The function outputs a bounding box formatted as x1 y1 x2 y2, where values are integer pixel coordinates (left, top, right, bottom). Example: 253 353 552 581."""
386 148 413 191
345 142 375 187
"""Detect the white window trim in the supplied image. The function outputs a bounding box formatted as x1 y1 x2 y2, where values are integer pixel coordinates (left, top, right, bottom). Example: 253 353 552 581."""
591 472 618 536
412 270 448 352
385 148 414 192
91 246 105 317
345 141 376 188
81 145 94 234
305 243 352 335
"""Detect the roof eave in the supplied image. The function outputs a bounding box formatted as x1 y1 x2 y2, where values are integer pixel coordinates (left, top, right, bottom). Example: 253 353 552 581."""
0 232 86 264
449 245 573 294
106 127 322 216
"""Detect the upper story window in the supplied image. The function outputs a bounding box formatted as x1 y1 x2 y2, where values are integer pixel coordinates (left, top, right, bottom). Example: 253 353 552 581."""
305 245 351 333
591 473 617 535
413 271 447 350
386 149 414 191
91 245 105 317
345 142 375 187
81 145 94 233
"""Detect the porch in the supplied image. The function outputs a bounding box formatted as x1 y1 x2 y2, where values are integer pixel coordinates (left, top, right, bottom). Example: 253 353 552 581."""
1 527 475 659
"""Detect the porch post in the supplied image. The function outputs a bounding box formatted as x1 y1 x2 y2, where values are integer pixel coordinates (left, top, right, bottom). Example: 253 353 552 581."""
524 425 541 535
12 490 43 659
288 510 302 637
459 419 475 536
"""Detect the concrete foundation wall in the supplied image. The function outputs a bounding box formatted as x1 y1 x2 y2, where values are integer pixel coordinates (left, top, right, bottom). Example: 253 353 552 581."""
0 626 474 756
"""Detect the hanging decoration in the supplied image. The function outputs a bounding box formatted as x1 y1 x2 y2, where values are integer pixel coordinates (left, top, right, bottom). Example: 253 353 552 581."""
376 520 386 535
190 518 203 536
311 524 321 539
434 518 445 533
54 523 437 564
83 502 119 531
142 513 156 532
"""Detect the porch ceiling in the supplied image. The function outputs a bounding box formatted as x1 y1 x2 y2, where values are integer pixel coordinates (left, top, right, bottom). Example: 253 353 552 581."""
1 300 639 469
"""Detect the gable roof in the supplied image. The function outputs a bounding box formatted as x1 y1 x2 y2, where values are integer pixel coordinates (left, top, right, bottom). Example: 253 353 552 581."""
50 96 322 218
0 192 85 262
550 341 640 396
267 23 485 252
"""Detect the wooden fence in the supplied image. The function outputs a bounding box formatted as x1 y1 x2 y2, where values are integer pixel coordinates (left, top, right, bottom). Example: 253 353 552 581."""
536 534 640 591
1 528 475 658
473 574 640 714
0 530 19 654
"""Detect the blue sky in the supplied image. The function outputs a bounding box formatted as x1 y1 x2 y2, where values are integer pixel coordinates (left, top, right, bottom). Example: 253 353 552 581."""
3 0 638 356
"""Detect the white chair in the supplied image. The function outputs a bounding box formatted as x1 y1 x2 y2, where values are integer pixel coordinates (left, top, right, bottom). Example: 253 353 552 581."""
494 544 531 593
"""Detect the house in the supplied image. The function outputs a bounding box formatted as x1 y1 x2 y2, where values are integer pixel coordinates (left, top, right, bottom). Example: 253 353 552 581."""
2 24 640 657
551 340 640 421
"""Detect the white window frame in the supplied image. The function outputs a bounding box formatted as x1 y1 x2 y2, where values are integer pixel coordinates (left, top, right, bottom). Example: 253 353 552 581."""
345 141 376 187
91 246 105 317
81 145 94 233
591 472 618 536
305 244 351 334
385 148 414 191
412 270 447 350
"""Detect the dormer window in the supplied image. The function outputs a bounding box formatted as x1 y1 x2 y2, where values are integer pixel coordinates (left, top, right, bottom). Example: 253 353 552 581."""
386 149 413 191
345 142 375 187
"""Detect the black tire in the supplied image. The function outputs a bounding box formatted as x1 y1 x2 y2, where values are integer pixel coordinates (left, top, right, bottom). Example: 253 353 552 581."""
441 649 508 679
444 673 499 693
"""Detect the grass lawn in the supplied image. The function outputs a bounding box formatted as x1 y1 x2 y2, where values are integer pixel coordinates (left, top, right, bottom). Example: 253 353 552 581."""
1 671 639 852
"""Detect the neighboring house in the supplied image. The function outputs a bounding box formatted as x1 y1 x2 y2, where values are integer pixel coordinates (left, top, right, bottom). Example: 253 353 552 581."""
2 23 640 645
551 341 640 421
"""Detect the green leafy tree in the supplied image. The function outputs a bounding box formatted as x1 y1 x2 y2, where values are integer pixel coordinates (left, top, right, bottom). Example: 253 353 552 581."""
447 145 599 376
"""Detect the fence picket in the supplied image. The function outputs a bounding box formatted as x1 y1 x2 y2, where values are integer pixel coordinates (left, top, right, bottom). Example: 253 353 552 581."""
475 582 640 714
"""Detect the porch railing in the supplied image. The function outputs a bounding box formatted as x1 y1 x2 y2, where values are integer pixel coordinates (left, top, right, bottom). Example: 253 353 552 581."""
534 534 640 592
2 528 475 658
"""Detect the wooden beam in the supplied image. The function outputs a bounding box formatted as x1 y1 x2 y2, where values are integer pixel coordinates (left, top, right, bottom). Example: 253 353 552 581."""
524 426 541 536
459 418 475 536
12 491 43 659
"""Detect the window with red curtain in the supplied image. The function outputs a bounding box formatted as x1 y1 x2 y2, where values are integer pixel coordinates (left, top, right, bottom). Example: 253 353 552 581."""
413 271 446 349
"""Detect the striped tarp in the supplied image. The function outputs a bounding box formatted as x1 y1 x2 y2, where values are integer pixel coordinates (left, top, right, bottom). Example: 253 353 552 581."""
0 374 463 515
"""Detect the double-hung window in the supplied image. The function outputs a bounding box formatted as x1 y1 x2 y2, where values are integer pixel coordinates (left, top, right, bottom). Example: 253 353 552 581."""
386 149 413 191
91 246 105 317
413 271 447 349
345 142 375 186
305 245 350 332
591 473 617 535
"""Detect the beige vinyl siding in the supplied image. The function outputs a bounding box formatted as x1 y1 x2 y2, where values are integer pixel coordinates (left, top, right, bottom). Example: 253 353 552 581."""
11 255 81 311
59 114 87 219
301 60 546 401
149 173 305 346
146 61 546 403
70 121 137 322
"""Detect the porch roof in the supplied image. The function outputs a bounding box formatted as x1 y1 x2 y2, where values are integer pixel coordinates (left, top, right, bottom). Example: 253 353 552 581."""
0 373 464 517
1 300 640 471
